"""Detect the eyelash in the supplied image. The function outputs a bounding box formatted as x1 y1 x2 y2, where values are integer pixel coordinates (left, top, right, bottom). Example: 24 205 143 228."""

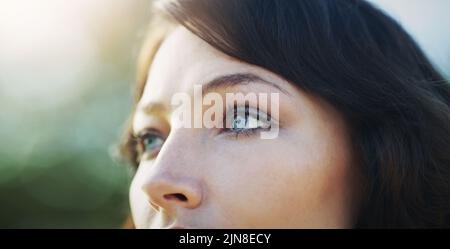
218 104 272 139
133 105 273 161
134 129 165 161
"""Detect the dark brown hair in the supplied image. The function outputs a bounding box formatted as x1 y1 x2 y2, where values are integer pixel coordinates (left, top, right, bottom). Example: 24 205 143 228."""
121 0 450 228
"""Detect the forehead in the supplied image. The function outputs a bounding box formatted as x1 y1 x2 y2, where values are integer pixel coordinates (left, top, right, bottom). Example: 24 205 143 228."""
138 26 290 109
138 27 230 106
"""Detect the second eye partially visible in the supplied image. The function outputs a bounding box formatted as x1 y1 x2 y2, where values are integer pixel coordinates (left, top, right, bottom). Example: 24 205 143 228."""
135 128 166 161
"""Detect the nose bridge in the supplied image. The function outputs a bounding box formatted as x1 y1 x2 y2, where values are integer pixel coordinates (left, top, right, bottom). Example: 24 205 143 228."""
151 127 197 176
140 129 203 212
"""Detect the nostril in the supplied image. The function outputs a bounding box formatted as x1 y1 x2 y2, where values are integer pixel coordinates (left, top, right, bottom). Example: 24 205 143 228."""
164 193 188 202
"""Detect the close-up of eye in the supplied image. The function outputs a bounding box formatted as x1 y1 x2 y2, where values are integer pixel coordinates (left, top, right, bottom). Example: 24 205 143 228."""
135 130 165 160
221 106 272 138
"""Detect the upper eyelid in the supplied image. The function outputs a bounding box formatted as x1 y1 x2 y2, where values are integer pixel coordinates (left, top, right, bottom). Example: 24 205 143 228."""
225 106 273 123
133 127 165 139
227 106 265 116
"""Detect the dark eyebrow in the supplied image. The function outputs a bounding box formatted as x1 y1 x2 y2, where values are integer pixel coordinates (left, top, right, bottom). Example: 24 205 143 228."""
136 73 290 119
202 73 291 96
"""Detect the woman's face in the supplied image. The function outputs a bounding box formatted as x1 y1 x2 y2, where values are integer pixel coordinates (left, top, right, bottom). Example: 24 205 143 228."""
130 27 360 228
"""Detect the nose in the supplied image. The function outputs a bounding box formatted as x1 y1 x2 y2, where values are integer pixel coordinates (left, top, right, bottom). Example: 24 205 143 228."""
142 173 203 212
138 129 204 213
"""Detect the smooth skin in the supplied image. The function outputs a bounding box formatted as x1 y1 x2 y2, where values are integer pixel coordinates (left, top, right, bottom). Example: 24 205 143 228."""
130 27 361 228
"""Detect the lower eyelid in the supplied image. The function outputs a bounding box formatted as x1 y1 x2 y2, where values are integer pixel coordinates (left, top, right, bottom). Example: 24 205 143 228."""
140 148 161 161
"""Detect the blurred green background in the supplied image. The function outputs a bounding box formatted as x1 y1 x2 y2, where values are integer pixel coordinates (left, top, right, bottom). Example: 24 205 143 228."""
0 0 449 228
0 0 150 228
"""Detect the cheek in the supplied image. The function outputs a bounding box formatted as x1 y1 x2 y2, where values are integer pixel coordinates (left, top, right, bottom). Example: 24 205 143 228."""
209 133 354 228
129 168 155 228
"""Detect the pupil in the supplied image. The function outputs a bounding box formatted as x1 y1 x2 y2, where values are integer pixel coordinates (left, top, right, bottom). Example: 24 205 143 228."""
145 137 156 149
233 116 247 129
